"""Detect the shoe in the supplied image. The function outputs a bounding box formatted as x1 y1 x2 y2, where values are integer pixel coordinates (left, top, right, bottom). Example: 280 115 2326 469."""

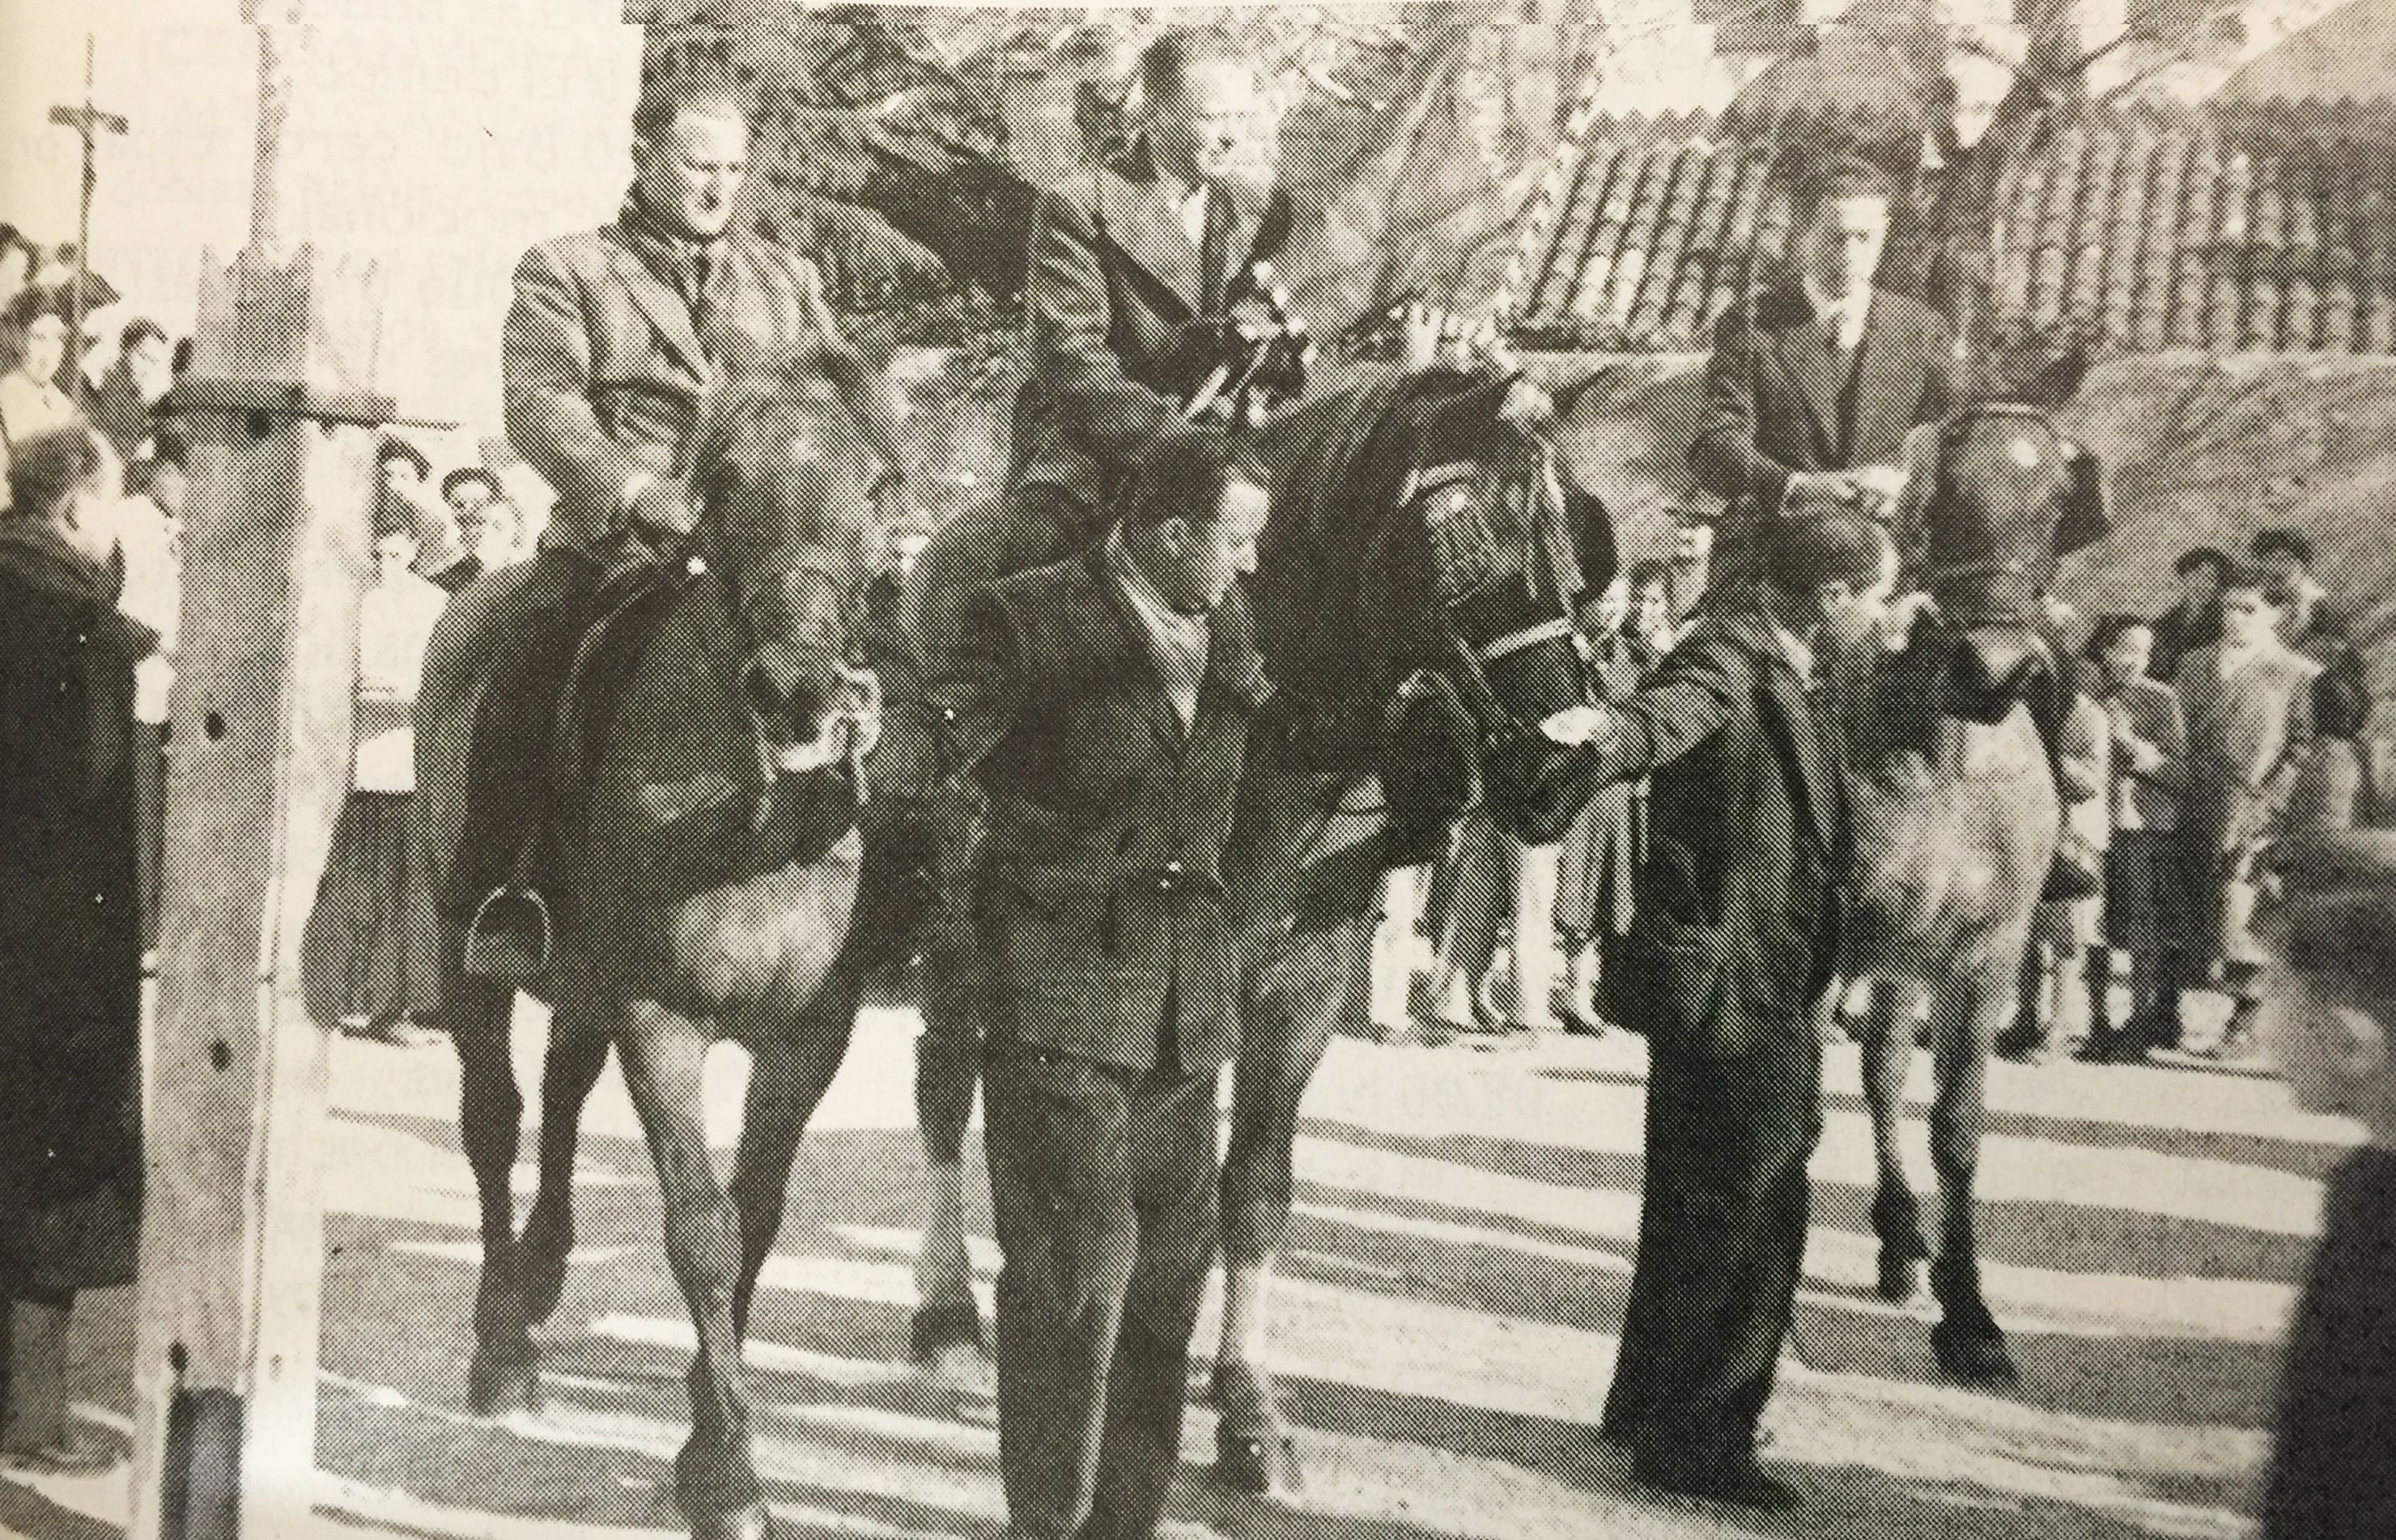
1631 1453 1799 1512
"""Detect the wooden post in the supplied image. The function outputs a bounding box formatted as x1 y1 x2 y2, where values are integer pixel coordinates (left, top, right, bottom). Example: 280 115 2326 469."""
127 11 389 1540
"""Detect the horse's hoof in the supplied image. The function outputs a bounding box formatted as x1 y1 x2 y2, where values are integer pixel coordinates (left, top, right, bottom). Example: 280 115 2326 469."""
1876 1252 1930 1305
908 1301 985 1361
467 1338 542 1419
516 1220 575 1330
1931 1320 2020 1388
1993 1025 2050 1064
686 1503 769 1540
1213 1425 1305 1498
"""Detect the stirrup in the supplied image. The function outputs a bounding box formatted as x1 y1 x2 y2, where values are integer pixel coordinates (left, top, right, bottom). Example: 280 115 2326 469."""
463 885 554 987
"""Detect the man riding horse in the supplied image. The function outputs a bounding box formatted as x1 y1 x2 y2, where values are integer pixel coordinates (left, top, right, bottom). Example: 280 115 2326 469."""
1692 148 2106 891
438 63 907 987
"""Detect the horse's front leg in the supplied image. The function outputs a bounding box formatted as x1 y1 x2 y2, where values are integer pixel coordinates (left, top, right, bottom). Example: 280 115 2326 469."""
449 970 538 1417
728 967 862 1345
618 1003 767 1540
516 1016 614 1330
1925 967 2019 1386
1859 976 1931 1305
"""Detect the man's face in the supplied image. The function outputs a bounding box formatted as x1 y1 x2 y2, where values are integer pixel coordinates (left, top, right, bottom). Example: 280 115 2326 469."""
1159 477 1268 615
635 108 749 241
128 337 173 403
1672 520 1713 567
1803 193 1893 301
477 498 523 562
1629 580 1672 638
2220 588 2279 648
447 477 495 544
1147 59 1263 188
19 314 66 384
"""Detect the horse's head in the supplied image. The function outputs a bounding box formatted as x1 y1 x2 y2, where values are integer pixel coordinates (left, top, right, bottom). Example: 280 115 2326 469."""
1387 368 1615 846
685 346 889 770
1862 401 2107 752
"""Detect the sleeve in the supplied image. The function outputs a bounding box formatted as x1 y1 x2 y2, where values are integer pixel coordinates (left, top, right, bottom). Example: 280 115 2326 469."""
923 586 1031 793
1689 307 1793 511
1578 630 1744 786
503 241 644 549
1026 186 1183 468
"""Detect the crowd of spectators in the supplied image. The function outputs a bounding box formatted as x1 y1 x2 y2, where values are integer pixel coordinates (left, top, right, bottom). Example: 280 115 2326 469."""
1415 504 2375 1067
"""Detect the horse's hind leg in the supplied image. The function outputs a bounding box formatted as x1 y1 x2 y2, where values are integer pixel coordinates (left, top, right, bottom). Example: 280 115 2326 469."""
910 942 989 1385
1859 977 1931 1304
516 1018 613 1330
1926 968 2018 1386
729 967 863 1347
448 969 539 1417
618 1004 767 1540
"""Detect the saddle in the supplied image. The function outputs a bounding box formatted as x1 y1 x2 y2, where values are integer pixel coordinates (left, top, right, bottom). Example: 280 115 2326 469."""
461 558 697 988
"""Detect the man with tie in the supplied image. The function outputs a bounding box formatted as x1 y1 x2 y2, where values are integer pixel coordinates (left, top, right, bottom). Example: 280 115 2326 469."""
1690 154 1958 587
919 425 1272 1540
890 25 1289 1371
444 66 904 944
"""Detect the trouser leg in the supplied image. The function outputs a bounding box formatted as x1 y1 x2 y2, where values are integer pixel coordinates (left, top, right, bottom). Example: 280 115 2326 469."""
1630 1029 1824 1467
983 1044 1139 1540
1083 1070 1218 1540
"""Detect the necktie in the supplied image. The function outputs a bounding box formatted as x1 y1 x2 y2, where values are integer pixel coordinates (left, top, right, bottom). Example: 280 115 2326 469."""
1199 185 1234 316
690 248 719 363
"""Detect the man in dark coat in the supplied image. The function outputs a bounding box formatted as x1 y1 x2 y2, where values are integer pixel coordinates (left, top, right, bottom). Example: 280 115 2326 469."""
912 426 1270 1540
1689 156 1958 586
1570 511 1887 1512
0 426 157 1462
885 23 1288 1366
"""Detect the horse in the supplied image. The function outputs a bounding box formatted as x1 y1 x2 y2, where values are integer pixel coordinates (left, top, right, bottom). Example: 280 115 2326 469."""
1820 399 2109 1387
414 347 894 1540
1208 346 1616 1495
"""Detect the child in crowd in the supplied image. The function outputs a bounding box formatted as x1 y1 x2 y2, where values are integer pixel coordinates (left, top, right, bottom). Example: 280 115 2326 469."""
2252 829 2396 1538
2175 571 2318 1059
2080 617 2187 1063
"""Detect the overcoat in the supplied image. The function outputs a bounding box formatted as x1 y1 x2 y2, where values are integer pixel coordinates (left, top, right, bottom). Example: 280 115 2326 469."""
0 524 158 1295
1576 594 1850 1059
2174 638 2318 969
928 547 1269 1075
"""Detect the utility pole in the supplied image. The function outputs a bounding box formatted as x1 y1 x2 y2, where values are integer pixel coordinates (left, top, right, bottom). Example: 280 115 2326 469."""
125 6 439 1537
49 34 129 389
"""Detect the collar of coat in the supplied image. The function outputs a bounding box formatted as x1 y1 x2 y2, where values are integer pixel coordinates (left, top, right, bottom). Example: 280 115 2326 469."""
1092 138 1273 315
0 524 159 662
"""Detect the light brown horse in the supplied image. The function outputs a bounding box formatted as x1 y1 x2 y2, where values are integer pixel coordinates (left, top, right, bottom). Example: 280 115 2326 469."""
1822 401 2105 1386
418 350 891 1540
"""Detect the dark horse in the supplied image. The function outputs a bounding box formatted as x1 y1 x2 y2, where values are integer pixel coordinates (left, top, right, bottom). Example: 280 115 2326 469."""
415 349 893 1540
1209 346 1616 1494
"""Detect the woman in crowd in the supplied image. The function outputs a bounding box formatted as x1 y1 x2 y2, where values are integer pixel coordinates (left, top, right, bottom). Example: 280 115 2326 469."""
2078 617 2187 1063
0 427 155 1468
1553 562 1670 1033
0 292 82 508
300 524 448 1047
